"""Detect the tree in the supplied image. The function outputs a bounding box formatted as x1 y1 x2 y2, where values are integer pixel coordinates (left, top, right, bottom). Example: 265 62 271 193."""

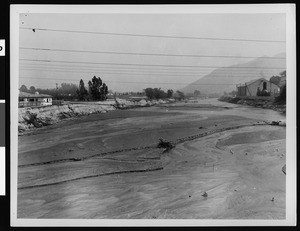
144 88 168 100
100 83 108 100
270 75 281 86
167 89 173 98
280 70 286 78
88 76 108 101
19 85 28 92
29 86 36 94
194 90 201 97
174 90 185 101
144 88 155 99
76 79 88 100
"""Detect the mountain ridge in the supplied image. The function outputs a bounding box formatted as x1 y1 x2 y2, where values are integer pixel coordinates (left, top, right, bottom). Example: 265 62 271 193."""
180 53 286 95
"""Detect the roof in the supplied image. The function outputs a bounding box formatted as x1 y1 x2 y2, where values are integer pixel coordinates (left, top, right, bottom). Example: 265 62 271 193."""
238 78 268 87
19 91 53 98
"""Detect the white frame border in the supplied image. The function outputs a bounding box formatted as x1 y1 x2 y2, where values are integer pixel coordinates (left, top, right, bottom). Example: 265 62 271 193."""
10 4 296 227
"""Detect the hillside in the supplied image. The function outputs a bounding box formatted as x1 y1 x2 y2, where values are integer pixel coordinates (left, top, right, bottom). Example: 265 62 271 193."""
180 53 286 95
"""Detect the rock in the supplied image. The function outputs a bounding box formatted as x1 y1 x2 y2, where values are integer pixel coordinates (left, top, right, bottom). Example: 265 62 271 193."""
202 192 208 197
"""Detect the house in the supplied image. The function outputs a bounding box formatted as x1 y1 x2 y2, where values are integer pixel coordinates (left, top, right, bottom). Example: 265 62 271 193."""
236 78 280 97
19 91 53 107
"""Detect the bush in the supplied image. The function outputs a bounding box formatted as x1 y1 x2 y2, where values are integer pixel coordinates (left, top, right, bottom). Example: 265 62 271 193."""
257 90 271 96
229 97 241 104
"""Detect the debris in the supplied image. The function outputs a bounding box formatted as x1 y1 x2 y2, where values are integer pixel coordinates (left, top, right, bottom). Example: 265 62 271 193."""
157 138 174 150
245 152 248 155
230 150 234 154
32 29 35 32
199 126 204 129
271 121 280 126
271 197 275 202
202 192 208 197
188 195 191 198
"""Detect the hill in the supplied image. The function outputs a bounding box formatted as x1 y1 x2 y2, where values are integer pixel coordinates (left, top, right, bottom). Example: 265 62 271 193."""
180 53 286 95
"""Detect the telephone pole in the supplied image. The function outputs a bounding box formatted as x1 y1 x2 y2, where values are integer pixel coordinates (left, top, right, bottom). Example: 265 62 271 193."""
56 83 58 100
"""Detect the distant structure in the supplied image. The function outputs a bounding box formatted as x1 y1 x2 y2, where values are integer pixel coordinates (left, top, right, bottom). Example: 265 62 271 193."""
19 91 53 107
236 78 280 97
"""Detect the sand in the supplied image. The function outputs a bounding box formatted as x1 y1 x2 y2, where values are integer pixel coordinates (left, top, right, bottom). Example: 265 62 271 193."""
17 98 286 219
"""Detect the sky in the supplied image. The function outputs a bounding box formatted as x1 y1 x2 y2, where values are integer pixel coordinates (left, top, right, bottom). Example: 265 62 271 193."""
18 12 286 92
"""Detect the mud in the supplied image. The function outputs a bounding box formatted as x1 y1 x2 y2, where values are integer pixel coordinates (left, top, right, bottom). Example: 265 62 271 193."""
17 98 286 219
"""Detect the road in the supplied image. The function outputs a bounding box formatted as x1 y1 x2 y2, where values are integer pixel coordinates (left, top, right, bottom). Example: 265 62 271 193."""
17 98 286 219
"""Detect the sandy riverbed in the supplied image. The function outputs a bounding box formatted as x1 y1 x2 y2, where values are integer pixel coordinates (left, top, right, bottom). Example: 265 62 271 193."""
17 98 286 219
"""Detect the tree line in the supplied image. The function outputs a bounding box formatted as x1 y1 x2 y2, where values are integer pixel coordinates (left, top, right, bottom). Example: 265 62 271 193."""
19 76 191 101
143 88 186 101
19 76 109 101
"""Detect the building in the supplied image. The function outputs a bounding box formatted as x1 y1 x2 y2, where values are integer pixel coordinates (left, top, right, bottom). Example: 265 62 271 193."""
19 91 53 107
236 78 280 97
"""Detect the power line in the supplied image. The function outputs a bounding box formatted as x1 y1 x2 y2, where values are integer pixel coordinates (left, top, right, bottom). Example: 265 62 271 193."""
19 67 271 77
20 58 286 70
19 64 213 74
20 68 204 76
19 63 266 73
19 47 286 60
19 76 237 85
19 27 286 43
19 64 280 77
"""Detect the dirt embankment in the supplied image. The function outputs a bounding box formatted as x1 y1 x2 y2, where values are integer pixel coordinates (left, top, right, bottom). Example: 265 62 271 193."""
218 96 286 114
18 104 116 133
18 99 172 133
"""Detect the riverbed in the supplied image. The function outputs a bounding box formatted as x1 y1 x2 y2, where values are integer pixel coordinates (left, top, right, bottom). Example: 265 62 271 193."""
17 98 286 219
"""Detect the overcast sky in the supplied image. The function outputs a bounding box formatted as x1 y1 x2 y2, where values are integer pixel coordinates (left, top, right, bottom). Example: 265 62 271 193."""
19 13 286 92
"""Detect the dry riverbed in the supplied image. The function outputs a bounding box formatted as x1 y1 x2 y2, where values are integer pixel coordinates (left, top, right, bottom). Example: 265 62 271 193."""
17 98 286 219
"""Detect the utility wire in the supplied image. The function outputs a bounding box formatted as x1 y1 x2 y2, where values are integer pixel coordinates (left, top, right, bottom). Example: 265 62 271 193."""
20 68 204 76
19 65 262 73
19 76 237 85
19 63 267 73
19 67 270 77
19 47 286 59
19 27 286 43
20 58 286 70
